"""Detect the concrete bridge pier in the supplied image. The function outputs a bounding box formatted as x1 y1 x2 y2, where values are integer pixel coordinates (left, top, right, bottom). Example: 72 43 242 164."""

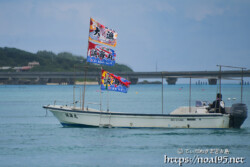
34 77 41 84
40 78 49 84
128 77 138 84
7 77 19 84
97 77 101 85
208 78 217 85
166 77 177 85
68 78 75 85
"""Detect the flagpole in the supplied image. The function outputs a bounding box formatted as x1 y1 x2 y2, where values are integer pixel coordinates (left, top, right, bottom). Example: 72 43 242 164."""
189 77 192 113
161 73 163 115
105 71 109 111
100 67 103 111
82 18 91 110
105 69 109 112
85 17 121 112
107 89 109 112
82 65 87 110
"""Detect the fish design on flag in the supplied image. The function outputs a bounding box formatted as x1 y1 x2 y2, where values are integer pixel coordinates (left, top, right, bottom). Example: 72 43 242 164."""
89 18 118 47
87 41 116 66
101 70 131 93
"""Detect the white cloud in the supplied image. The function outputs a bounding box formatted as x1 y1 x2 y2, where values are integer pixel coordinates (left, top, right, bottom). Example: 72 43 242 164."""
185 3 226 21
0 1 34 35
0 1 94 37
36 1 92 23
155 1 176 13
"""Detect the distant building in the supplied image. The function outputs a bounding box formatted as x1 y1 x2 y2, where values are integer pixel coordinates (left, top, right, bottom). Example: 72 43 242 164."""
13 67 22 70
0 66 11 70
21 66 32 71
13 66 31 72
13 67 22 72
28 61 40 67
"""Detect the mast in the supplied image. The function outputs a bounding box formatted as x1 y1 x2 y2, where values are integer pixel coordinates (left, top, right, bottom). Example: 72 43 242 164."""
219 65 222 96
189 77 191 113
219 66 222 113
107 86 109 112
73 65 76 108
83 17 119 112
82 17 93 111
82 31 91 110
100 67 103 111
161 72 163 114
82 66 87 110
241 68 244 103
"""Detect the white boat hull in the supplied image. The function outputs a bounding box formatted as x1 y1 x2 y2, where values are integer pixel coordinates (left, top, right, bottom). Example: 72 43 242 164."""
44 105 230 129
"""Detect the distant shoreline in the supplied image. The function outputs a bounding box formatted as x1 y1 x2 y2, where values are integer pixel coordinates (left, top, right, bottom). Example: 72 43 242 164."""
0 81 99 85
46 81 99 85
75 81 98 85
138 80 162 84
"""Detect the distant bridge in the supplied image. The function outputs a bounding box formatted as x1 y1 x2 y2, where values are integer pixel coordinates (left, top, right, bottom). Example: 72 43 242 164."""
1 70 250 85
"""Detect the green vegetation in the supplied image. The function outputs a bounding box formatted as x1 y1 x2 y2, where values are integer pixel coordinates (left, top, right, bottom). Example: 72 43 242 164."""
0 47 133 72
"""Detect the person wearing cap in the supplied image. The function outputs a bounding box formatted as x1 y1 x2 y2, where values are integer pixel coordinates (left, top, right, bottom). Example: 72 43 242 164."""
209 93 225 114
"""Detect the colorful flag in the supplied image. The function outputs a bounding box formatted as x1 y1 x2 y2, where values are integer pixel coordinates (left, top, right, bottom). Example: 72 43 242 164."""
87 41 116 66
89 18 118 47
101 70 131 93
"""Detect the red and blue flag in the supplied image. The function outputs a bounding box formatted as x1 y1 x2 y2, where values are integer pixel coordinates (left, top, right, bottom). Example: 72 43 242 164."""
87 41 116 66
101 70 131 93
89 18 117 47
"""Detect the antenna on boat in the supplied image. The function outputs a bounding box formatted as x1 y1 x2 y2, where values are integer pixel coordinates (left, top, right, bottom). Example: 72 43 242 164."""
161 72 164 114
219 65 222 96
189 77 192 113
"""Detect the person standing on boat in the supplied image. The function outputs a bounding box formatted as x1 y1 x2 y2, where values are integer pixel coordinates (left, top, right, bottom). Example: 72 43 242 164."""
209 93 225 114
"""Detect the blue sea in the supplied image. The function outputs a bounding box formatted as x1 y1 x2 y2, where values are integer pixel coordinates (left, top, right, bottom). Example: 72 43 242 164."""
0 84 250 167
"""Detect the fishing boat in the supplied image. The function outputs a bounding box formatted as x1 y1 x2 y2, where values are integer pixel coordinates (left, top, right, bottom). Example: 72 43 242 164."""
43 65 248 129
43 103 247 129
43 18 248 129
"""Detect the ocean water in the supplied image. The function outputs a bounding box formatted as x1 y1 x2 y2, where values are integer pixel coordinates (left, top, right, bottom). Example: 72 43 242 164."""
0 84 250 167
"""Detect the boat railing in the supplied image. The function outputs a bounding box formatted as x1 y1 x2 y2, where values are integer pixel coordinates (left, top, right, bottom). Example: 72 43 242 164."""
86 102 102 111
53 100 79 107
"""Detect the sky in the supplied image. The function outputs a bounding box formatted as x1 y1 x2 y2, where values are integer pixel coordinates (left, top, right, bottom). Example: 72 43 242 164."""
0 0 250 72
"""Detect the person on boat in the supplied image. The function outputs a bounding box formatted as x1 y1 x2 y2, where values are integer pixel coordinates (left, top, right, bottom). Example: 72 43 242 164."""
209 93 225 114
